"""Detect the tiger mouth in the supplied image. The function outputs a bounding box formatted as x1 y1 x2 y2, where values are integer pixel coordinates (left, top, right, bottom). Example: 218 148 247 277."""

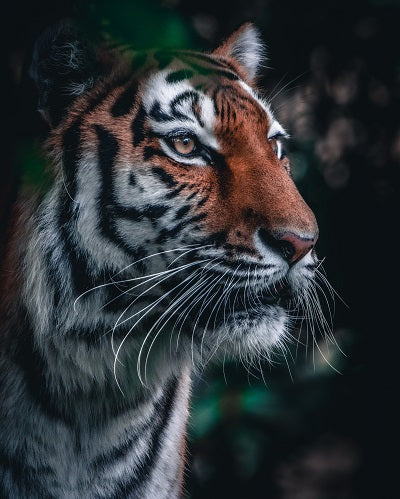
258 288 292 307
240 282 292 311
213 280 293 319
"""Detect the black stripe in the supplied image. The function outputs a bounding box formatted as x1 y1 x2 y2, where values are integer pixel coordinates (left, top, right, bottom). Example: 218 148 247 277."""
102 290 160 316
197 194 209 207
129 172 137 186
91 431 141 471
183 51 239 73
142 204 170 219
62 322 150 348
166 69 194 84
169 90 198 121
94 124 147 261
166 183 187 199
115 204 170 221
212 87 220 115
155 213 206 243
113 205 143 221
131 105 147 147
143 145 165 161
42 246 61 309
149 101 173 122
225 101 231 128
211 69 239 81
177 52 240 79
10 316 74 426
176 205 191 219
182 58 238 80
57 205 97 297
58 119 97 297
151 167 177 188
0 449 55 498
186 191 198 201
220 99 225 122
91 399 158 470
111 81 138 117
108 377 179 499
213 84 256 108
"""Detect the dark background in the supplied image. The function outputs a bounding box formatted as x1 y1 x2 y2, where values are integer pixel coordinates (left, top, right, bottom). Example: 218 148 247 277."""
2 1 399 497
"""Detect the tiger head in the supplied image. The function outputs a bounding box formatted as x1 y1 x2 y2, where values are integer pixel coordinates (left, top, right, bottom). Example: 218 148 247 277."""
30 22 319 382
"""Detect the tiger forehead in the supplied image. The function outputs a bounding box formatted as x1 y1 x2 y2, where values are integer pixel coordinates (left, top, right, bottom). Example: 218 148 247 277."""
141 56 279 146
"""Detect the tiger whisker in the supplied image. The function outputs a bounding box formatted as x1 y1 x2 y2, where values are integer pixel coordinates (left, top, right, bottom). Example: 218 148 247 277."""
139 258 221 376
111 259 211 361
212 265 242 335
164 271 216 358
73 252 201 311
198 268 238 365
267 70 309 104
202 274 242 368
141 271 209 386
172 272 221 363
136 264 216 387
315 267 349 308
144 266 223 384
113 245 200 277
113 259 210 393
191 269 232 365
99 259 206 311
170 260 223 349
167 244 212 268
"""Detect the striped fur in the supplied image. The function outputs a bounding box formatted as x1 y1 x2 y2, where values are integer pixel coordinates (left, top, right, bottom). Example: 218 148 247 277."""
0 23 320 497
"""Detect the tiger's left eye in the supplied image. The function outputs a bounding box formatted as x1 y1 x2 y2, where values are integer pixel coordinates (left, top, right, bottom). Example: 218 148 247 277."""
271 138 286 160
171 136 196 155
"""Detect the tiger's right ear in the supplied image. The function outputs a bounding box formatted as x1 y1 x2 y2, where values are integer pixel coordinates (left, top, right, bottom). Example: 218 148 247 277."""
29 21 99 128
213 23 266 82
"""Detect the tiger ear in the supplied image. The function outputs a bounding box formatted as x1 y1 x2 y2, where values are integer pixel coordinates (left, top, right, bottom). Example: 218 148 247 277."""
29 21 99 128
213 23 266 81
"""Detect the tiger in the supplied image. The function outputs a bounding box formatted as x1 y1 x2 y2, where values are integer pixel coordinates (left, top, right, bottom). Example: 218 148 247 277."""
0 21 319 498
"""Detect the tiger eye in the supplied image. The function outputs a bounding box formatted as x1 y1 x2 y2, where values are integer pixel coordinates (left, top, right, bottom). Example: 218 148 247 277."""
172 136 196 155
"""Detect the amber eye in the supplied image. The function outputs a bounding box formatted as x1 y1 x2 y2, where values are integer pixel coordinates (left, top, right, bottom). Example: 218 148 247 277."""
171 136 196 155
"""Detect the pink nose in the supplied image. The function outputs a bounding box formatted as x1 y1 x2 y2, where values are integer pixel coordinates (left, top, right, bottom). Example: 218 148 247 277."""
258 228 318 264
277 231 318 264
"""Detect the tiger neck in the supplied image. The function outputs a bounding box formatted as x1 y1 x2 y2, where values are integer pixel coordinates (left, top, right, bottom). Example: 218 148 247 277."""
6 312 191 498
22 180 190 393
5 192 192 497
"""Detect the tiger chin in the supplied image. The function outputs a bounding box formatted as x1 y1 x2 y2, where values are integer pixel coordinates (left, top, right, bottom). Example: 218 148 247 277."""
0 21 319 499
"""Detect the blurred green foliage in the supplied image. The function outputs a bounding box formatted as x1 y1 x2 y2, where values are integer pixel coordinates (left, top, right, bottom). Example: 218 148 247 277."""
18 140 52 193
78 0 196 48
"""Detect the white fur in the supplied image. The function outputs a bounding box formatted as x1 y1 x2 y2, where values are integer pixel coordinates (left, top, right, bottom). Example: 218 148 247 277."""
228 25 266 80
142 71 219 158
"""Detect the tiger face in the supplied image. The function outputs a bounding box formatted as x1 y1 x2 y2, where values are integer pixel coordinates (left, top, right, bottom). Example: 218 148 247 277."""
31 23 318 381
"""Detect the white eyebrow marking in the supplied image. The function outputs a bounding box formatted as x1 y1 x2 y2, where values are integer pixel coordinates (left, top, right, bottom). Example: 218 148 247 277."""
142 70 220 158
267 121 287 139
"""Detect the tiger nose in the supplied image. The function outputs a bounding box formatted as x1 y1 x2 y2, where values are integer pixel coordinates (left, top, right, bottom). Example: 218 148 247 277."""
258 228 318 264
